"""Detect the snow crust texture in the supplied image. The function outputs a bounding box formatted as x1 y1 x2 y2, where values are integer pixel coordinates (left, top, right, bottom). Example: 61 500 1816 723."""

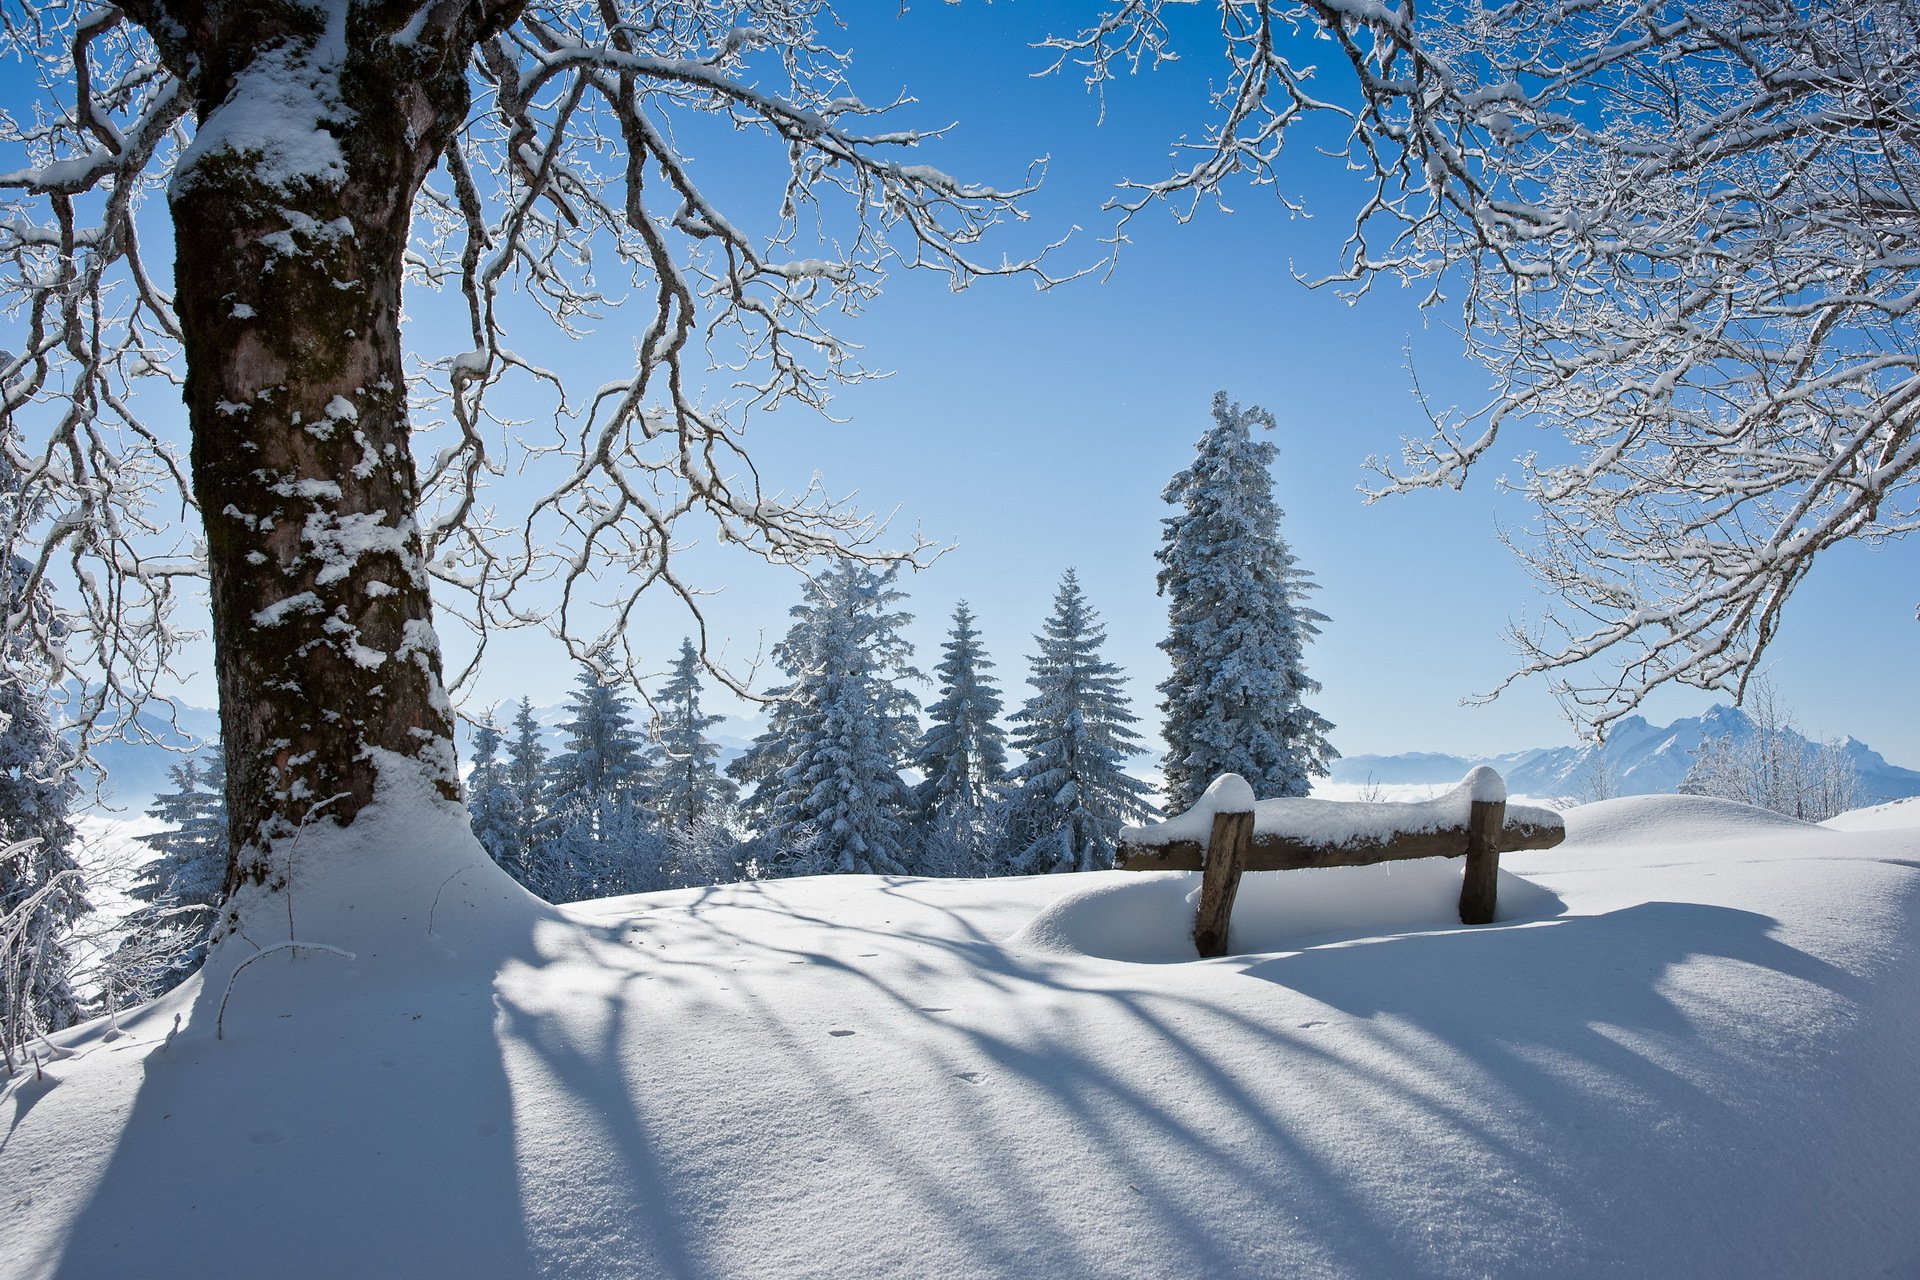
5 793 1920 1278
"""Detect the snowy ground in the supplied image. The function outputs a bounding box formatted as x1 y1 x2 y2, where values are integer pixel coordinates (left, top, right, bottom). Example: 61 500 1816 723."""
5 791 1918 1278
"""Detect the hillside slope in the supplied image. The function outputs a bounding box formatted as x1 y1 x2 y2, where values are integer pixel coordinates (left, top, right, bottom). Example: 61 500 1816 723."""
5 796 1918 1278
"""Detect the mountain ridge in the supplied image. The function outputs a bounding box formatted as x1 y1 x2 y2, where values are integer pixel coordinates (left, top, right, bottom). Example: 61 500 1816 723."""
1330 704 1920 803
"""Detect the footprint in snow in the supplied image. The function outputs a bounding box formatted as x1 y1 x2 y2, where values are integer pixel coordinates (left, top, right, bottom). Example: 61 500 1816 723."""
828 1029 856 1037
953 1071 985 1085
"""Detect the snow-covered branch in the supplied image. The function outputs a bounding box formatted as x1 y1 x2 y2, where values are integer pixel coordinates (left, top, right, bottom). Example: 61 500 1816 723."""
406 0 1067 700
1068 0 1920 732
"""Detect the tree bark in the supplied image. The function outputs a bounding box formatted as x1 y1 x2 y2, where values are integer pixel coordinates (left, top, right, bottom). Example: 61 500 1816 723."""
142 0 516 897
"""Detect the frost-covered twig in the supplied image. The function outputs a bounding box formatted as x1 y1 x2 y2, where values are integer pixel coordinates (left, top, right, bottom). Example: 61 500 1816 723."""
0 842 85 1075
214 941 355 1041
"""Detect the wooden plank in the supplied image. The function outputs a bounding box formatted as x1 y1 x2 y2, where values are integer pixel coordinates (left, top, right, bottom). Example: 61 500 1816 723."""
1192 808 1253 958
1500 818 1566 851
1115 840 1205 872
1458 798 1503 925
1240 827 1468 871
1115 813 1564 873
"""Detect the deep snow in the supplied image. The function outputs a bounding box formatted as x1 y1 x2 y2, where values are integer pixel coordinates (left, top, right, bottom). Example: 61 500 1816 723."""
5 788 1919 1278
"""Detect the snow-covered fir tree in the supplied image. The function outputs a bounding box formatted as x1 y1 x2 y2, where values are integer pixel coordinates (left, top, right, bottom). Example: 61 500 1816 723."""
1157 392 1337 814
108 751 229 1005
538 667 662 900
914 603 1008 817
648 639 739 833
646 640 741 887
911 602 1009 875
0 453 88 1059
466 711 524 883
505 698 549 880
1002 571 1157 874
730 562 920 877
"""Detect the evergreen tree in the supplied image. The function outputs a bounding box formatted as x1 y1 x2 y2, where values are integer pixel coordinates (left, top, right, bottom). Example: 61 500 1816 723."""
0 450 88 1059
914 603 1008 817
730 561 920 877
1157 391 1337 814
911 602 1008 874
1002 571 1157 874
503 697 550 891
538 666 661 900
648 639 740 832
467 711 523 880
109 752 229 1005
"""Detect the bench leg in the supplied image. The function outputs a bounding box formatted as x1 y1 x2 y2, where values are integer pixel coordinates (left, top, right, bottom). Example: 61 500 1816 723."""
1193 809 1254 957
1459 798 1503 925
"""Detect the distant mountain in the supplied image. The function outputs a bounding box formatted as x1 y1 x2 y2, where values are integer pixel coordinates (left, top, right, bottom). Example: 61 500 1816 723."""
79 701 225 816
1330 704 1920 804
89 699 1920 816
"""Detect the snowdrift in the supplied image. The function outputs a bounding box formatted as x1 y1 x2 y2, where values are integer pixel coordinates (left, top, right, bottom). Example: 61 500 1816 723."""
1560 793 1825 846
5 790 1920 1278
1824 795 1920 832
1013 860 1564 962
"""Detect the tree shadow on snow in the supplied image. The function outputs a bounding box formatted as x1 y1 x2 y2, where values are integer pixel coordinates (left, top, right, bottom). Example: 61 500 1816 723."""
27 876 1920 1279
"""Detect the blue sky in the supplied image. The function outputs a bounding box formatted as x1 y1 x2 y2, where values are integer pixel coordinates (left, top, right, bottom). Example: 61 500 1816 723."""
430 2 1920 766
12 4 1912 767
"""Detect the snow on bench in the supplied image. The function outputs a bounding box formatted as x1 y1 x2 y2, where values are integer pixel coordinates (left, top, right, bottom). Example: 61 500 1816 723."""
1115 768 1566 957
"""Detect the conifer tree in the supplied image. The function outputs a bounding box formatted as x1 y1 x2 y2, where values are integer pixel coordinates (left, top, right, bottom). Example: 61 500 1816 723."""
539 667 661 900
467 712 522 881
502 698 550 891
1003 571 1157 874
649 639 739 833
110 752 229 1004
731 561 920 877
914 603 1008 817
912 603 1008 874
1157 392 1337 814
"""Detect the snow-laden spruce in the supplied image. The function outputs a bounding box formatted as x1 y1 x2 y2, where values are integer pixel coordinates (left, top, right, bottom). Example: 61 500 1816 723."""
106 751 229 1007
465 712 523 884
647 638 740 834
912 603 1009 874
503 699 550 885
536 666 663 901
1002 570 1157 874
646 639 744 887
730 562 921 876
1157 392 1336 815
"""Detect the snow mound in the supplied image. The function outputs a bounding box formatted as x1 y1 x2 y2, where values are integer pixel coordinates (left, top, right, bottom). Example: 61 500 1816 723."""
1012 861 1563 962
1561 793 1825 847
1825 796 1920 832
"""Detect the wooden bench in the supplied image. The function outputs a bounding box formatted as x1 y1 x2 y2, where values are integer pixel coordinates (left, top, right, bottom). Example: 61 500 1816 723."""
1115 769 1566 957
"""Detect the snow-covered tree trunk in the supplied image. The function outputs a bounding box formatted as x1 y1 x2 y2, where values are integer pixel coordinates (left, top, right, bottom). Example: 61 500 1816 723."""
132 0 516 895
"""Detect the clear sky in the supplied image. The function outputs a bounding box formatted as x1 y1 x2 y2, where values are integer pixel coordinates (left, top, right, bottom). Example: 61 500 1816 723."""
426 2 1920 766
26 3 1914 767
